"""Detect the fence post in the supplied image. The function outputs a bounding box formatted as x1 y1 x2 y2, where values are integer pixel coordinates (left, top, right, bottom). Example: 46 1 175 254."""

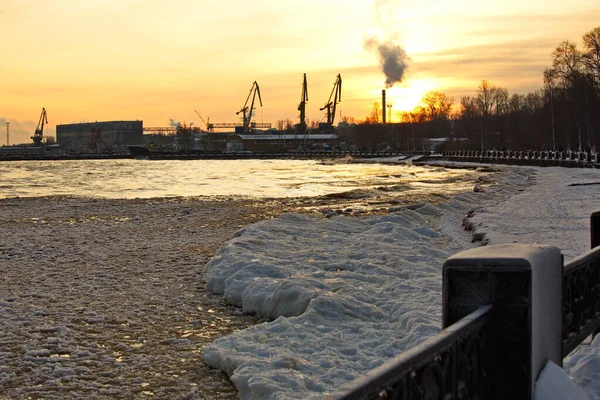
443 244 562 400
592 210 600 249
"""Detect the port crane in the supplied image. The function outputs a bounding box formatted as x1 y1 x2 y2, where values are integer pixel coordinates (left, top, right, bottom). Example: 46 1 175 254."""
320 74 342 132
32 108 48 146
194 110 214 132
297 73 308 133
236 81 263 133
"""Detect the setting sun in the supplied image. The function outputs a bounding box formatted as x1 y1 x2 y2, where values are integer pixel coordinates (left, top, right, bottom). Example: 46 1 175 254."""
383 79 440 115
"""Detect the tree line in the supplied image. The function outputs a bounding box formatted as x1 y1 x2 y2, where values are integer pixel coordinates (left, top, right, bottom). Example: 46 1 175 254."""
348 26 600 152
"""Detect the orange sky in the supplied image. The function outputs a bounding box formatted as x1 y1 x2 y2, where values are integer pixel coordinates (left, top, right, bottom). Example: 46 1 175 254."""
1 0 599 144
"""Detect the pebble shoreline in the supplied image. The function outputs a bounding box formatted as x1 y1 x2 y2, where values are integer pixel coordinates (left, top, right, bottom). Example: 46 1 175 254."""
0 196 284 399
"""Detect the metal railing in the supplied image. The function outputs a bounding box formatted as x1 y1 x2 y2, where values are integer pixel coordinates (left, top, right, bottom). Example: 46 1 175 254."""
327 306 491 400
563 241 600 357
327 210 600 400
439 149 599 167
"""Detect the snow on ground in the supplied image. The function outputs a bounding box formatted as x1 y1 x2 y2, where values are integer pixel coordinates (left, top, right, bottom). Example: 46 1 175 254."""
565 333 600 400
468 166 600 260
535 361 590 400
202 166 554 399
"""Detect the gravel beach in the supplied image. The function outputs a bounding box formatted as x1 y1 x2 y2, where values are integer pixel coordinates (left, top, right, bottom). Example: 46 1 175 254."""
0 196 286 399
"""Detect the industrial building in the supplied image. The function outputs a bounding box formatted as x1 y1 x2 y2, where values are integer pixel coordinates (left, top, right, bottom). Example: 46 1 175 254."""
56 121 143 151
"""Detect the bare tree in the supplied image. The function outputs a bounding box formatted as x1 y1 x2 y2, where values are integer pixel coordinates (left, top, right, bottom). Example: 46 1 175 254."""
475 81 498 150
460 96 479 118
476 80 496 117
340 115 356 124
494 88 509 114
509 94 524 114
365 103 382 124
422 91 454 121
523 91 543 112
552 41 583 85
550 41 585 150
582 27 600 88
493 87 509 148
308 119 320 130
458 96 479 140
544 69 558 150
507 94 524 147
398 111 414 123
285 119 294 133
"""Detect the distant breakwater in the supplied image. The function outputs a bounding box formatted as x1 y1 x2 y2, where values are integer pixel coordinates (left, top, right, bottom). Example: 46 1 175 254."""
0 150 419 162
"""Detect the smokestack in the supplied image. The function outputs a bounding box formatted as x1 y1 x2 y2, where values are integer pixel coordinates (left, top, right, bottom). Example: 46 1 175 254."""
382 90 386 124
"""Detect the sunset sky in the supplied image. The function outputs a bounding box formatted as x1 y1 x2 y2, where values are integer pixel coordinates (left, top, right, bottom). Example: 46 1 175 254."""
1 0 599 144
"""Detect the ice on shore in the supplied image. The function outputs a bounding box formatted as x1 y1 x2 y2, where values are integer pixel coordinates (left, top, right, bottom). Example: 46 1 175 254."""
203 167 542 399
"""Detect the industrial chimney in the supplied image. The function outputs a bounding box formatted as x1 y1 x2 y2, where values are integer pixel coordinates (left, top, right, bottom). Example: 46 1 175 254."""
382 89 386 124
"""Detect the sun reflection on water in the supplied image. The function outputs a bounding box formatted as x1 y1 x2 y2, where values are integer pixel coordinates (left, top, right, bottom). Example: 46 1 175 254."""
0 159 482 201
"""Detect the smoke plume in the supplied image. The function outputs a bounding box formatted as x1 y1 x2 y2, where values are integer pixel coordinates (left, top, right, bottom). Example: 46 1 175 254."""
169 118 181 128
364 37 409 88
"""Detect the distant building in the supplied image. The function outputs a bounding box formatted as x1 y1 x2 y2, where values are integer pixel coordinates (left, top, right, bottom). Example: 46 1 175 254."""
56 121 143 151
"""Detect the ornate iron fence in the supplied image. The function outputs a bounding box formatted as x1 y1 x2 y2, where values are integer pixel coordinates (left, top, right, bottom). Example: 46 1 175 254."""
326 306 491 400
563 244 600 357
438 149 599 168
327 210 600 400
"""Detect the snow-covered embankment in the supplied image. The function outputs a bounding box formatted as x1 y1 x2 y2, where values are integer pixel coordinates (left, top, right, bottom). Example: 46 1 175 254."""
203 167 536 399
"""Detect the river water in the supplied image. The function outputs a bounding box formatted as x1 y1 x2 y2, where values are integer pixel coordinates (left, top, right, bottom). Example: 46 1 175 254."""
0 159 483 206
0 158 490 399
